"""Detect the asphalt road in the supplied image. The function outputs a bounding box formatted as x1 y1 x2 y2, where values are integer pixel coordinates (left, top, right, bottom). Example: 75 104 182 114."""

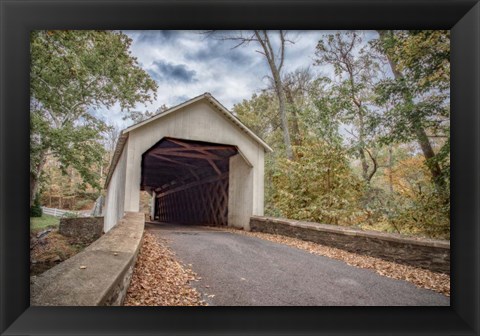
147 223 449 306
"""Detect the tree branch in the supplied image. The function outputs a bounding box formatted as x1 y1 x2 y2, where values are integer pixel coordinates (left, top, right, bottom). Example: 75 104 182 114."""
278 30 286 72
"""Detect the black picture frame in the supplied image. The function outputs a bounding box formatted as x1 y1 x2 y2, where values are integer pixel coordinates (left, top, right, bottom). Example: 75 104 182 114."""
1 0 478 335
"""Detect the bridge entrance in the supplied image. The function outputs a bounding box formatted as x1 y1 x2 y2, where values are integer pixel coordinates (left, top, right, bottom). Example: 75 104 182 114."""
141 137 238 226
104 93 272 232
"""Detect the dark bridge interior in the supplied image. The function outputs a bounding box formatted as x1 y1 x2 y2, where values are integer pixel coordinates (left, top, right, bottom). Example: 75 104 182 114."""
141 137 238 226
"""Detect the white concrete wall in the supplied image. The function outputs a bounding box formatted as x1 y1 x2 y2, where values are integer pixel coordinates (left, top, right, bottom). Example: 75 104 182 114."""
228 154 253 229
106 99 266 230
252 145 265 216
103 142 128 232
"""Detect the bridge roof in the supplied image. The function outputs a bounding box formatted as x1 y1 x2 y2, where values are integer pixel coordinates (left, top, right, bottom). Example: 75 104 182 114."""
105 93 272 188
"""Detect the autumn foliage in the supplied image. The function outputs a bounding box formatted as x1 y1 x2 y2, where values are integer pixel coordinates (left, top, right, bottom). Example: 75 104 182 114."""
235 30 450 239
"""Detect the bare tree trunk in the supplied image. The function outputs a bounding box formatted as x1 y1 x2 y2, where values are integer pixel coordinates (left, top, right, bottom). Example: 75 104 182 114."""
414 125 445 189
275 79 293 160
284 87 302 146
356 108 370 182
30 172 37 207
30 151 47 206
388 146 394 194
377 30 445 192
213 30 294 159
347 67 375 183
254 30 293 160
358 149 369 181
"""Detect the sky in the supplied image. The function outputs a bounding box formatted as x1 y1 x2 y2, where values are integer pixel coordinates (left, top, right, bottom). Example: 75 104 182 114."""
105 30 377 129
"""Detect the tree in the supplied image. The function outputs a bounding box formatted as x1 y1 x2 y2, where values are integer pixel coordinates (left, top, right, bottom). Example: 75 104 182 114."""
270 137 365 225
233 91 280 142
373 30 449 194
126 104 169 124
104 124 122 159
307 77 345 146
30 30 158 205
373 151 450 238
101 122 123 179
314 31 381 183
228 30 450 239
281 68 316 146
210 30 294 159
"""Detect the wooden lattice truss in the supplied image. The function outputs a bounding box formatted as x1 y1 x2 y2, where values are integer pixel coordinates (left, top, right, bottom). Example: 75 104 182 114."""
141 138 237 226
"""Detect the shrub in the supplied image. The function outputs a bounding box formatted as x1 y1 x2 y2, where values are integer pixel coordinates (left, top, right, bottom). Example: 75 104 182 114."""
268 139 366 226
30 196 43 217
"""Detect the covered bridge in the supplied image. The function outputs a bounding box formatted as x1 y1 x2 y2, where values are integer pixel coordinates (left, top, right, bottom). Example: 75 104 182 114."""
103 93 273 232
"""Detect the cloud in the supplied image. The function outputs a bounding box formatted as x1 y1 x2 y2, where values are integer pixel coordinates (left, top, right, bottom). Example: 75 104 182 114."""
148 60 198 83
133 30 180 44
110 30 374 129
184 38 254 67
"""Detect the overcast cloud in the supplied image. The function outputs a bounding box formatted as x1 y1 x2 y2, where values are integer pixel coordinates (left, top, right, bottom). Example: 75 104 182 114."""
104 30 375 128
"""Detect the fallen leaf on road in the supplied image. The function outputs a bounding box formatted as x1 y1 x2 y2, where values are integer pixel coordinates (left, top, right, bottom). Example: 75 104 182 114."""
124 232 206 306
221 227 450 296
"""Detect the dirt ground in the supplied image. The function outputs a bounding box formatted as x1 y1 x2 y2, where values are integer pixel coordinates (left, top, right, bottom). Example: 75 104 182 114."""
30 229 88 276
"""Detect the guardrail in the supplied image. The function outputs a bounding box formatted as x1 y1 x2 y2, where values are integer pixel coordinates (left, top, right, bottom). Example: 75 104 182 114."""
41 206 89 218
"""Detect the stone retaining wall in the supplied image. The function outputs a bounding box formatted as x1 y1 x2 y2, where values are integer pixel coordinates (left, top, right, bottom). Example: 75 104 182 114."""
250 216 450 274
31 212 144 306
59 216 104 244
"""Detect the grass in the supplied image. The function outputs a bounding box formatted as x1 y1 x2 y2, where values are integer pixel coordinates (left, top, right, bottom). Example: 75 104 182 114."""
30 214 60 231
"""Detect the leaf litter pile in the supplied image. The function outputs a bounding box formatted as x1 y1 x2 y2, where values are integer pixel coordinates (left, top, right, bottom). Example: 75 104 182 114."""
221 228 450 296
124 232 206 306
